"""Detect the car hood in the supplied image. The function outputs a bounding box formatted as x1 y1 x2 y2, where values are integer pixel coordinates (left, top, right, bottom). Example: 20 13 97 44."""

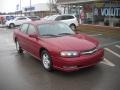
41 34 98 51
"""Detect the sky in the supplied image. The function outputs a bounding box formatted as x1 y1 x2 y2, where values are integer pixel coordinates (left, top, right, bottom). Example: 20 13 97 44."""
0 0 49 13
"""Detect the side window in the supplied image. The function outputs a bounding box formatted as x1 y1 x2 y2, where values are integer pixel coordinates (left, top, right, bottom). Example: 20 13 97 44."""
66 15 74 19
20 24 29 33
27 24 36 35
55 16 62 21
60 16 66 20
60 15 74 20
17 17 27 20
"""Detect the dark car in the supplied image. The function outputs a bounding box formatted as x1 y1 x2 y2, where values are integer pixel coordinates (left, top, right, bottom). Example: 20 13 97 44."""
27 16 40 21
13 21 104 72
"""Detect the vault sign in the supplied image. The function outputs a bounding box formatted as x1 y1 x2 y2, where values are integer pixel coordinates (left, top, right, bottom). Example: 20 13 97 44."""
94 7 120 17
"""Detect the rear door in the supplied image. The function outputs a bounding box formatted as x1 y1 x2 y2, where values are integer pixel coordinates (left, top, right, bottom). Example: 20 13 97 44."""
17 24 29 50
25 24 40 57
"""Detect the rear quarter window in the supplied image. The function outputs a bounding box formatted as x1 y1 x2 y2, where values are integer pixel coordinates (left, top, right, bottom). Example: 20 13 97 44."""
65 15 74 19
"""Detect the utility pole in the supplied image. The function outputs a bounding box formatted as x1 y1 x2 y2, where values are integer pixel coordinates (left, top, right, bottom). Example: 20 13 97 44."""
109 0 112 26
20 0 22 16
30 0 31 15
49 0 52 15
20 0 21 11
51 0 54 14
49 0 58 15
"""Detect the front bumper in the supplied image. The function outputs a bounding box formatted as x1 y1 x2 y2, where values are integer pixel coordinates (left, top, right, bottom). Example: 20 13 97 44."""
52 49 104 72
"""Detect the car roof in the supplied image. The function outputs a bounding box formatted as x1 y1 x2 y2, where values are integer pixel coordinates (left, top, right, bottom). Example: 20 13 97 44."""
47 15 60 20
25 20 61 26
46 14 75 20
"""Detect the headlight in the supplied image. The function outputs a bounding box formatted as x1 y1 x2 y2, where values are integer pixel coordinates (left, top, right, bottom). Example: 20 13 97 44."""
60 51 79 57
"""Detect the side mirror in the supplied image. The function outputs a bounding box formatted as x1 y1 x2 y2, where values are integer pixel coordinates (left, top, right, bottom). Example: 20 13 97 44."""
29 33 38 39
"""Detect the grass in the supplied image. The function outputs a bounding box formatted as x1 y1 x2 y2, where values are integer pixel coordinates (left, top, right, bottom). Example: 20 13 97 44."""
76 25 120 39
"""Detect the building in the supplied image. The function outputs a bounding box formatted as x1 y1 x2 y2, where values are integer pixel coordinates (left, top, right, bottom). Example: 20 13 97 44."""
57 0 120 27
22 3 51 17
15 3 56 17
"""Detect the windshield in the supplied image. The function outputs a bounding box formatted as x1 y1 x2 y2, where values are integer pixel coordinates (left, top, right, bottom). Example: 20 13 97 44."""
38 23 75 37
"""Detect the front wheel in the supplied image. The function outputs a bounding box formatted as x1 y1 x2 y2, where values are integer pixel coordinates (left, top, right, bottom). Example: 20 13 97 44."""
41 50 53 71
9 23 15 28
16 41 23 53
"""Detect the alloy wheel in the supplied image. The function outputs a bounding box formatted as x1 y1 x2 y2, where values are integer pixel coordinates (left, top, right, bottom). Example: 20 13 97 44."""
41 50 53 71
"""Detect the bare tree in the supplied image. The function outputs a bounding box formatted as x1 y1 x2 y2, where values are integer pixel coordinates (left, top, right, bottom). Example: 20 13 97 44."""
49 0 60 15
49 0 52 15
53 0 61 14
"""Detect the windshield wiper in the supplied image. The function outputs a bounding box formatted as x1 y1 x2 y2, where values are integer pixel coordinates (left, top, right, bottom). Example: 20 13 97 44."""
41 34 59 37
58 33 74 36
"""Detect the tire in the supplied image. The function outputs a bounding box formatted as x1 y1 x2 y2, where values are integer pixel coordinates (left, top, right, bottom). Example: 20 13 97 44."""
41 50 53 71
16 40 23 53
70 24 76 31
9 23 15 28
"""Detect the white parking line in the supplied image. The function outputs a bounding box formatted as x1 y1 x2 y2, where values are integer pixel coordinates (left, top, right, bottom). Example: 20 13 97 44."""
115 45 120 49
0 35 15 46
101 58 115 67
100 41 120 48
89 34 103 37
104 48 120 58
5 39 15 46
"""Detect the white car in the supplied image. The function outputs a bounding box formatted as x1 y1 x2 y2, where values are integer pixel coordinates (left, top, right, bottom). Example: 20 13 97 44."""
5 16 31 28
46 14 79 30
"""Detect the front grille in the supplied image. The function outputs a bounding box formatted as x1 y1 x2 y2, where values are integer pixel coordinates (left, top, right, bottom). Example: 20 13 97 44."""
80 47 98 55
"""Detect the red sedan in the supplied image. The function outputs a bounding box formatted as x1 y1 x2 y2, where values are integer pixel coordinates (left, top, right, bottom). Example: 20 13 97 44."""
13 21 104 72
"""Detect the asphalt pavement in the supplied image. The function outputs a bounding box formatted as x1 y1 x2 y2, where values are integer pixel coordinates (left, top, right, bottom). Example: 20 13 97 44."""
0 28 120 90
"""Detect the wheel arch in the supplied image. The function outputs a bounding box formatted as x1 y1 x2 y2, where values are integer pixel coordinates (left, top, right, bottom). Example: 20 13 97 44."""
70 23 76 27
9 23 15 26
39 47 48 58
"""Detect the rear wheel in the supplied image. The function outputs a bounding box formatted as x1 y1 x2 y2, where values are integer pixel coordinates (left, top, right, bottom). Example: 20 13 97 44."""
16 40 23 53
70 24 76 31
41 50 53 71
